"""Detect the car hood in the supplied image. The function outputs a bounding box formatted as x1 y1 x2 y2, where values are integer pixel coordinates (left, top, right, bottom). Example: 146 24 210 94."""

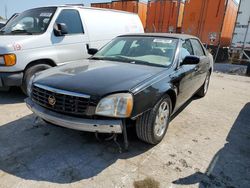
34 59 165 97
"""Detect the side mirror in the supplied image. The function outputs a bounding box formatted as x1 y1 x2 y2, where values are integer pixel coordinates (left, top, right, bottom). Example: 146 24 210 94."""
88 48 98 55
86 44 98 55
180 56 200 66
54 23 68 36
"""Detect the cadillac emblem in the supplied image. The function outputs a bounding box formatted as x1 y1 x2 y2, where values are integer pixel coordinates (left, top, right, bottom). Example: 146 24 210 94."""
48 95 56 106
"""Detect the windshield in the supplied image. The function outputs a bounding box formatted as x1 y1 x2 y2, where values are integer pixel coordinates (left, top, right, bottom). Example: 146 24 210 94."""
92 36 178 67
0 7 56 35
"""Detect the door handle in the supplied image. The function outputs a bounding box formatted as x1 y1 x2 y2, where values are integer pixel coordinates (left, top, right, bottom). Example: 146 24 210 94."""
194 66 199 71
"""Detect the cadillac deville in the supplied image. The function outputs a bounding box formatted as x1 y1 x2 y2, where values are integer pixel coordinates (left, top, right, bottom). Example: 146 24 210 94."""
25 34 213 145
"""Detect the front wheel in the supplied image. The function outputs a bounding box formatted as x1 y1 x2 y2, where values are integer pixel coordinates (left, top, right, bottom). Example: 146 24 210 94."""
21 64 51 95
136 95 172 144
196 72 211 97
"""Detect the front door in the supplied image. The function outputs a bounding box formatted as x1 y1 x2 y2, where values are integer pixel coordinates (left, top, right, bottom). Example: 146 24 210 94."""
174 39 198 109
51 9 89 65
190 39 210 91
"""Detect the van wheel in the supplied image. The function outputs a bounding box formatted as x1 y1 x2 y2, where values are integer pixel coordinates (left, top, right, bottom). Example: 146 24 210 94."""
136 95 172 145
21 64 51 95
196 72 211 97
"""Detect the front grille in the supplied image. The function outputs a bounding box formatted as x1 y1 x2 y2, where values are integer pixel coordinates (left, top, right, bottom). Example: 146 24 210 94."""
32 84 90 116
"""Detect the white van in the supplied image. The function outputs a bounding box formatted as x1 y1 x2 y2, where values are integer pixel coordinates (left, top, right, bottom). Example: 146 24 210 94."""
0 5 144 93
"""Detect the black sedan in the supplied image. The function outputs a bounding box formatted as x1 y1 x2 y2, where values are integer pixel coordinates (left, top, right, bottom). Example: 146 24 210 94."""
26 34 213 145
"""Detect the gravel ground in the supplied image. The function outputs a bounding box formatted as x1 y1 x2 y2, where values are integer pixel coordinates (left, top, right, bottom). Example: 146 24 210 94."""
0 72 250 188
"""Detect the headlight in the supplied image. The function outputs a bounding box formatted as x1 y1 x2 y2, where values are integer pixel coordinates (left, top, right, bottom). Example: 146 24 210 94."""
95 93 133 118
0 54 16 66
27 75 35 97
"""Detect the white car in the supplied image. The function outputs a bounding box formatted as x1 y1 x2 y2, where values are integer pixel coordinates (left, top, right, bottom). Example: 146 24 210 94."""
0 5 144 93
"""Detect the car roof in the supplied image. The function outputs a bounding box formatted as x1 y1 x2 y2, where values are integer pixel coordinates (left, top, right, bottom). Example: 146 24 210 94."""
119 33 199 40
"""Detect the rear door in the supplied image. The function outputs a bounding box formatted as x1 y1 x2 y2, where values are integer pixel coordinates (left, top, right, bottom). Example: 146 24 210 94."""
51 9 89 65
190 39 210 91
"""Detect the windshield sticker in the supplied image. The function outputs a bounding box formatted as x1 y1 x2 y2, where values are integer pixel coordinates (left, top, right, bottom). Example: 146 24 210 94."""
40 13 52 17
153 39 172 44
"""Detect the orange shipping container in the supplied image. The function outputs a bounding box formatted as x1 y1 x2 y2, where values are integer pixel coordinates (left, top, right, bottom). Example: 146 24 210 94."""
91 0 148 28
146 0 184 33
111 0 147 28
91 2 112 9
182 0 238 47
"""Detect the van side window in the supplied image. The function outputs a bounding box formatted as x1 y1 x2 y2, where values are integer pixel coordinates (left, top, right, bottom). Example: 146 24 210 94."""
181 39 194 60
190 39 205 56
56 9 84 34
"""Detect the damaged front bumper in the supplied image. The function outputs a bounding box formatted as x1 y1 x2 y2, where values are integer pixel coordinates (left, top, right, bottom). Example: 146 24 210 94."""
25 98 123 133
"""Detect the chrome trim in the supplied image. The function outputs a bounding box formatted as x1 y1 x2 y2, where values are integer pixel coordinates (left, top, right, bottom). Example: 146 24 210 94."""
33 83 90 98
25 98 123 134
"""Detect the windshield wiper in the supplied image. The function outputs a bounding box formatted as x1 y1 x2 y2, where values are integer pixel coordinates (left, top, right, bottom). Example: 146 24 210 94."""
90 56 130 62
11 29 33 35
89 57 104 60
133 59 167 68
90 56 166 67
115 55 167 67
115 55 134 62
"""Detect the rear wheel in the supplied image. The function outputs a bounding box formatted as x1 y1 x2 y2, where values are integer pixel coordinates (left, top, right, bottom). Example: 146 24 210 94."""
136 95 172 144
21 64 51 95
196 72 211 97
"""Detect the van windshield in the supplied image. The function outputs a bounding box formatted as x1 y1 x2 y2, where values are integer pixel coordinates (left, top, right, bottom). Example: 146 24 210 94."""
0 7 56 35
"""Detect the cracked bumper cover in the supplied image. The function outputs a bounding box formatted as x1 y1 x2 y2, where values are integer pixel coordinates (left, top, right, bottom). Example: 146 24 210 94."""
25 98 123 133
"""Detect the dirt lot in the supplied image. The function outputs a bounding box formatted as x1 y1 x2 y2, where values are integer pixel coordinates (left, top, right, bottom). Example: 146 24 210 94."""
0 72 250 188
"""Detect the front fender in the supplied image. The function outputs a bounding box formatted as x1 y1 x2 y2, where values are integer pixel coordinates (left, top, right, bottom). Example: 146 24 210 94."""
130 77 177 119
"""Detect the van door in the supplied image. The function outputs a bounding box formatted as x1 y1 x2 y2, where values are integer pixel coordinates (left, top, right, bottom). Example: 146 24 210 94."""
51 9 89 65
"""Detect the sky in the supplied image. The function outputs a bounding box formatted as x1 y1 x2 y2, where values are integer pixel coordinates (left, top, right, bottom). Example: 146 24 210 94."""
0 0 240 19
0 0 108 19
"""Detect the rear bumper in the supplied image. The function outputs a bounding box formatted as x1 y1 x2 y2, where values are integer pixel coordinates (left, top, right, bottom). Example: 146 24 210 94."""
0 72 23 87
25 98 123 133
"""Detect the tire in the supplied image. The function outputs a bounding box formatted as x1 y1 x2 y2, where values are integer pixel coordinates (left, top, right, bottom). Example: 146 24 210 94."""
136 95 172 145
21 64 51 95
196 72 211 97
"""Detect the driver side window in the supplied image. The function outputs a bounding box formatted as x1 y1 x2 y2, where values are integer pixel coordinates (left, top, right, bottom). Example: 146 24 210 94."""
56 9 84 34
181 39 194 60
